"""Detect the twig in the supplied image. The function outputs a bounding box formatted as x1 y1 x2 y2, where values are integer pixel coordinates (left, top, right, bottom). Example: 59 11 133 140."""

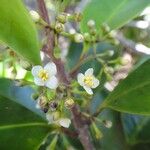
71 105 94 150
37 0 54 58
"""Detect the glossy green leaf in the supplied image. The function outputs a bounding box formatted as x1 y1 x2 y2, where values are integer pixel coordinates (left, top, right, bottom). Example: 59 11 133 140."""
81 0 150 32
102 59 150 115
122 114 150 145
0 96 52 150
0 78 45 118
0 0 41 64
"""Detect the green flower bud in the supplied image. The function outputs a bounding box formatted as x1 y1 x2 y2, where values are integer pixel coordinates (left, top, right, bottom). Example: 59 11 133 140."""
87 20 95 28
103 120 112 128
55 22 64 33
65 98 75 109
106 50 114 57
57 13 67 24
92 122 103 139
30 10 40 22
74 12 82 22
74 33 84 43
84 33 91 42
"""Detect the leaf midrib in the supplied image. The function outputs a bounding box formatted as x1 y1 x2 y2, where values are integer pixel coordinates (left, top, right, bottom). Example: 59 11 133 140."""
0 122 48 130
105 0 128 23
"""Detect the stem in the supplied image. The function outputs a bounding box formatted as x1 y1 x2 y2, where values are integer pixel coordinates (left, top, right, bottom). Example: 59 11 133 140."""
71 105 94 150
37 0 54 58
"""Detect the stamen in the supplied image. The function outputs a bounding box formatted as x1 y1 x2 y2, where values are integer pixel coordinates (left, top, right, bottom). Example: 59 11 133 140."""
38 70 49 81
84 76 93 87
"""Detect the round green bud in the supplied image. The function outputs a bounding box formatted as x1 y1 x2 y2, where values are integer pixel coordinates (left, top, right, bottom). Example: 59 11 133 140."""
74 12 82 22
30 10 40 22
74 33 84 43
57 13 67 24
55 22 64 33
87 20 95 28
103 120 112 128
84 33 91 42
65 98 75 109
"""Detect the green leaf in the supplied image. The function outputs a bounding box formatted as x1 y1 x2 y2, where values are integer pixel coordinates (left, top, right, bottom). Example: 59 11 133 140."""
0 0 41 64
0 96 52 150
102 59 150 115
0 78 45 118
81 0 150 32
122 114 150 145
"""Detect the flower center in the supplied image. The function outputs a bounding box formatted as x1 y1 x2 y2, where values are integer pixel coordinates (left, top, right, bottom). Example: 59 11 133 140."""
84 76 93 87
38 70 49 81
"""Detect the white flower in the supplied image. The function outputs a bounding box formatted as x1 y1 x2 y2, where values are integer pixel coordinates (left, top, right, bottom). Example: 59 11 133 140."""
31 62 58 89
46 113 71 128
77 68 100 95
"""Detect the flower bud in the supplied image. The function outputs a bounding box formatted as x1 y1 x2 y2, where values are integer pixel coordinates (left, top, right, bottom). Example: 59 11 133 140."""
84 33 91 42
55 22 64 33
57 13 67 24
107 50 114 57
74 33 84 43
65 98 75 109
92 122 103 139
30 10 40 22
101 23 110 33
90 28 97 36
119 57 129 66
103 120 112 128
87 20 95 28
74 12 82 22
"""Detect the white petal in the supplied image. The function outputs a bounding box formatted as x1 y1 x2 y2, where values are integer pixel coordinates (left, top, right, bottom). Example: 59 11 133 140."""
59 118 71 128
83 86 93 95
85 68 94 76
46 113 54 124
34 77 44 86
92 78 100 88
45 76 58 89
44 62 57 76
77 73 85 86
31 65 43 77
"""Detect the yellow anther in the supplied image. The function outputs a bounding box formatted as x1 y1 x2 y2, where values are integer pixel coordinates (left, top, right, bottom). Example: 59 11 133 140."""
84 76 93 87
38 70 49 81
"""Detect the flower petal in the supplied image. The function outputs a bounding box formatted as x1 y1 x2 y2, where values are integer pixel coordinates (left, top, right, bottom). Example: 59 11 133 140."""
44 62 57 76
77 73 85 86
85 68 94 76
92 78 100 88
31 65 43 77
45 76 58 89
59 118 71 128
83 86 93 95
34 77 44 86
